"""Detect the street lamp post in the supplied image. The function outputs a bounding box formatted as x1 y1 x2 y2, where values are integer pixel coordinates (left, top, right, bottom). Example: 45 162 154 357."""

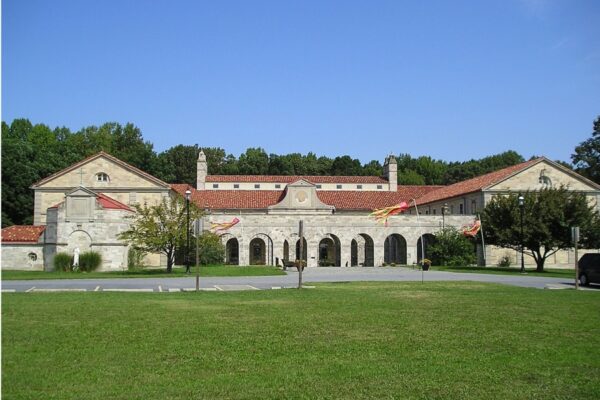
518 193 525 273
441 203 449 229
185 189 191 274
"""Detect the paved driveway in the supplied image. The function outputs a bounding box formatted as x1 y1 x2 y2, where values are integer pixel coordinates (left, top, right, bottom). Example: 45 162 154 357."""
2 267 596 292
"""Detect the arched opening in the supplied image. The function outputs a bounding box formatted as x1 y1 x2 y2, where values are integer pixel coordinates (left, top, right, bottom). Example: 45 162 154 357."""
283 240 290 262
384 234 407 265
249 238 266 265
318 234 341 266
417 234 436 263
225 238 239 265
295 237 307 262
351 234 374 266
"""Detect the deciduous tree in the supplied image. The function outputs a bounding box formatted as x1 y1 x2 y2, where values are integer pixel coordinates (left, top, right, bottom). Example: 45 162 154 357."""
481 188 600 271
118 195 204 272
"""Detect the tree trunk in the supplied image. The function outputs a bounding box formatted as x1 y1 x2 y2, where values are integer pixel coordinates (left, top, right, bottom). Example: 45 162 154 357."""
535 257 545 272
166 250 173 273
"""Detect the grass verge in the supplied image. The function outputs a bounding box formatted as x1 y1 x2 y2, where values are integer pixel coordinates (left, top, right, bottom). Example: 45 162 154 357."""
2 282 599 399
429 265 575 278
1 265 286 280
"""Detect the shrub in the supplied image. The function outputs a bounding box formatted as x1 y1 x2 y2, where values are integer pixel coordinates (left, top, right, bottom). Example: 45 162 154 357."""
428 227 477 266
497 254 512 268
53 252 72 272
79 251 102 271
190 232 225 265
127 247 146 270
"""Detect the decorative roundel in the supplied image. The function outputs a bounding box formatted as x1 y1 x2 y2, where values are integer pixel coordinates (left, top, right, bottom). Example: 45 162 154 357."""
295 191 308 203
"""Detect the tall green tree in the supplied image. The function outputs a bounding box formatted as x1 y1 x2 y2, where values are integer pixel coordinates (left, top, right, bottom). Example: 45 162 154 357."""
238 148 269 175
154 144 198 185
118 195 204 272
572 116 600 184
481 188 600 271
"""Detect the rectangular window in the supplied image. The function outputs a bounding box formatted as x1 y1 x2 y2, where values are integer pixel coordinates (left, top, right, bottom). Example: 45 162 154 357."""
316 184 322 189
356 185 362 189
275 184 281 189
425 210 430 215
459 203 464 214
336 184 342 189
254 184 260 189
432 209 436 215
471 200 477 213
212 184 219 189
377 185 383 189
233 184 239 189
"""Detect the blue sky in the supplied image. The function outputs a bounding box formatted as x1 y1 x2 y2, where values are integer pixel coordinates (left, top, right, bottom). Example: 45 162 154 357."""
3 0 599 164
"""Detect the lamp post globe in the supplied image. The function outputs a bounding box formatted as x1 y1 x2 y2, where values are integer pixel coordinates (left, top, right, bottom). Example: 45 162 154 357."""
185 190 191 274
518 193 525 273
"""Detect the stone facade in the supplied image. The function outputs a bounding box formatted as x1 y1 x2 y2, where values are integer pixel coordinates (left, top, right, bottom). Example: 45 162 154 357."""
1 243 45 271
3 152 599 271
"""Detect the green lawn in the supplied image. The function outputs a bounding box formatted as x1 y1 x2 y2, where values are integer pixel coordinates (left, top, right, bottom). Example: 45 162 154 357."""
430 265 575 278
1 265 285 280
2 282 599 399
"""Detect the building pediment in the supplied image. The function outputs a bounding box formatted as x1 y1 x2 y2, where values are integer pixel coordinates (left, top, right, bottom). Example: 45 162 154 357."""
31 151 170 190
268 180 334 214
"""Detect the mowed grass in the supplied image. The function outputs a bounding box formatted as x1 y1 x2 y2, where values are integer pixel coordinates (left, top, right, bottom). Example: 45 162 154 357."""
429 265 575 278
2 282 600 400
1 265 285 280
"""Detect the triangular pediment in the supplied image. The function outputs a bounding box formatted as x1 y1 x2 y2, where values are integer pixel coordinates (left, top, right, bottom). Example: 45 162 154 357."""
268 180 334 213
31 152 170 190
487 158 600 192
66 186 97 197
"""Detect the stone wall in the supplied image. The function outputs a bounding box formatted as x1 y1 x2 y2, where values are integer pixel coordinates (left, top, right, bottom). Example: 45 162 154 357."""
1 244 45 270
208 211 472 267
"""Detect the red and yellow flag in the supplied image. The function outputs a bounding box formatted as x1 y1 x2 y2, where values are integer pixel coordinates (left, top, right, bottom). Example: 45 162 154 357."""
210 217 240 233
462 220 481 237
369 202 409 226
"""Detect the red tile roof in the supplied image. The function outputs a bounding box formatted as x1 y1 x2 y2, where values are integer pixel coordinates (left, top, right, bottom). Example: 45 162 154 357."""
206 175 388 184
1 225 46 243
417 158 542 205
96 193 134 211
172 184 441 210
47 193 133 211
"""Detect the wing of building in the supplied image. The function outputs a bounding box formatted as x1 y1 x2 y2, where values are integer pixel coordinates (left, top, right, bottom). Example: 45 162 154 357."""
2 151 599 270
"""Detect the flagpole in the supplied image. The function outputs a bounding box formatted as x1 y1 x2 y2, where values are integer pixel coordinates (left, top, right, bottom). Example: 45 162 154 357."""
412 199 425 267
478 214 486 263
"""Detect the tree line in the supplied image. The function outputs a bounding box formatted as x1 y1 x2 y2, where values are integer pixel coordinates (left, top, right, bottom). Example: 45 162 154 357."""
2 117 598 227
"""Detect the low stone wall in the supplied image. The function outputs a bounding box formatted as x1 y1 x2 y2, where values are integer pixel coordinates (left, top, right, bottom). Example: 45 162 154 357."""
1 244 45 271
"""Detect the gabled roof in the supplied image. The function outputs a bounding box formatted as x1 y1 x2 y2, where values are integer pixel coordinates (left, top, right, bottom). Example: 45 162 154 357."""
206 175 388 184
47 190 133 212
416 158 542 205
172 184 441 210
1 225 46 243
96 193 134 211
31 151 170 188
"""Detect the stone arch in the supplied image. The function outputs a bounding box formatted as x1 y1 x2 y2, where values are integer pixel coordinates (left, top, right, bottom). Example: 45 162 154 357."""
249 233 273 265
68 230 92 253
351 233 374 266
225 238 239 265
318 234 341 266
384 233 407 265
283 240 290 262
295 237 307 262
220 233 240 265
417 233 436 262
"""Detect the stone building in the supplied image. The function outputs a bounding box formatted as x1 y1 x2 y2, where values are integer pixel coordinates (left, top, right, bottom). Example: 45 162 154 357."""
2 151 599 270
